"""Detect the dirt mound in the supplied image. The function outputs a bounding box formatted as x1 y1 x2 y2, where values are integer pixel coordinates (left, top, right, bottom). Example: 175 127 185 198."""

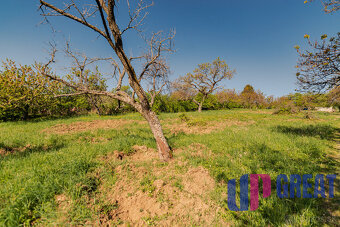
239 110 272 114
109 167 219 226
183 167 215 195
42 119 137 134
0 148 7 156
49 146 225 225
97 146 224 226
166 119 253 135
129 145 159 162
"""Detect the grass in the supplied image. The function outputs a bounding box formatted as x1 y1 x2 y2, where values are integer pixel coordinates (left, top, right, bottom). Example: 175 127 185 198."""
0 109 339 226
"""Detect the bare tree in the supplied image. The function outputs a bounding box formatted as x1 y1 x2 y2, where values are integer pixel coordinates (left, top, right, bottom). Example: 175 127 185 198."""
175 57 235 112
144 57 169 107
295 33 339 93
38 0 175 161
63 43 109 115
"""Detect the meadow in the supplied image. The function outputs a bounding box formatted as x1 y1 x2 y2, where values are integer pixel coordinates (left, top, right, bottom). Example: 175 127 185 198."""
0 109 339 226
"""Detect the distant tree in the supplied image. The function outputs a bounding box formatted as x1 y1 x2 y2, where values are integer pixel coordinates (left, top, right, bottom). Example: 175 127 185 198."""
0 60 60 120
328 86 340 110
175 58 235 112
288 92 318 109
265 96 275 108
295 33 339 93
240 85 266 108
171 79 196 101
272 96 298 114
38 0 175 161
216 89 240 109
241 84 255 94
305 0 340 13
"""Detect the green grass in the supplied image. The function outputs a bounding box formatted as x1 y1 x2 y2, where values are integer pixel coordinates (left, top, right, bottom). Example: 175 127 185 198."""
0 109 339 226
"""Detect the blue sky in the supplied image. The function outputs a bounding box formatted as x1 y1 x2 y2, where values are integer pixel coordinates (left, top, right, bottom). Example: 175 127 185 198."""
0 0 339 97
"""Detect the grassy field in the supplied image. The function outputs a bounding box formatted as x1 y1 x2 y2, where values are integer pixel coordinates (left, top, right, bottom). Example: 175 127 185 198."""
0 109 339 226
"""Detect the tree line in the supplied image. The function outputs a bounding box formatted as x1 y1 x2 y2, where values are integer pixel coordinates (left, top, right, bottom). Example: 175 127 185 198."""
1 58 338 122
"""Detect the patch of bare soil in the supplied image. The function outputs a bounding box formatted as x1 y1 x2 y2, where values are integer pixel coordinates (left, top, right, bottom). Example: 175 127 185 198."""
176 143 214 158
54 194 71 224
239 110 272 114
165 119 254 135
42 119 139 134
0 144 34 156
0 148 7 156
96 145 226 226
285 118 326 122
129 145 160 162
78 136 110 144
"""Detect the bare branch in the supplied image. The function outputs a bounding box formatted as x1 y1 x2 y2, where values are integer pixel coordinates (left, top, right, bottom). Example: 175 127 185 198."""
139 30 175 81
121 0 153 35
40 1 108 39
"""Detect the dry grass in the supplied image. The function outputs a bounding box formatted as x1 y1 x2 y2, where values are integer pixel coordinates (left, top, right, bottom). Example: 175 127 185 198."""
42 119 140 134
164 119 254 135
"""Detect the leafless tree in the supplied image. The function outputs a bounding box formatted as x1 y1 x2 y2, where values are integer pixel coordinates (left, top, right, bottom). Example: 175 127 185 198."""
144 57 170 107
38 0 175 161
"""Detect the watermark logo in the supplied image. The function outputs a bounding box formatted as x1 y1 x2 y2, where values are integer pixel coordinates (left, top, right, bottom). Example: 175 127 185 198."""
227 174 336 211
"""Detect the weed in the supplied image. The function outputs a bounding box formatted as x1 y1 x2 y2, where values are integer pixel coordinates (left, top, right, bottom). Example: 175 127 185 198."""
140 176 156 196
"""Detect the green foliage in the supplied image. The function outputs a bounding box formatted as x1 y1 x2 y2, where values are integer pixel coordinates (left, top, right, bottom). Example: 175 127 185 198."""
273 106 298 115
178 113 207 127
151 95 197 113
0 60 117 121
186 119 207 127
173 58 235 111
179 113 190 123
0 60 60 121
140 176 156 196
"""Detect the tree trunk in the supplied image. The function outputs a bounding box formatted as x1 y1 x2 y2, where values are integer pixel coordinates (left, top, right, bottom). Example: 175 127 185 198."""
198 95 206 112
22 104 30 120
150 93 156 108
198 102 203 112
142 110 172 161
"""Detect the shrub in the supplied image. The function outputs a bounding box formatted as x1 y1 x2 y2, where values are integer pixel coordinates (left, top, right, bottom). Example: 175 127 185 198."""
0 60 60 121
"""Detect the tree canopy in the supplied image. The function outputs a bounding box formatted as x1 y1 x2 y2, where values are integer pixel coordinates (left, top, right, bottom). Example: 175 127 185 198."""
174 57 235 112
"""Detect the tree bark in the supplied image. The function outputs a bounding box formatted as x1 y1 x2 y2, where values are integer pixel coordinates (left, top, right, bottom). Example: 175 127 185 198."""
198 95 206 112
141 109 172 161
198 103 203 112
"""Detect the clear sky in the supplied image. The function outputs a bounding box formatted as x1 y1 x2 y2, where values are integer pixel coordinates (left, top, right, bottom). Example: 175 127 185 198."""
0 0 339 97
